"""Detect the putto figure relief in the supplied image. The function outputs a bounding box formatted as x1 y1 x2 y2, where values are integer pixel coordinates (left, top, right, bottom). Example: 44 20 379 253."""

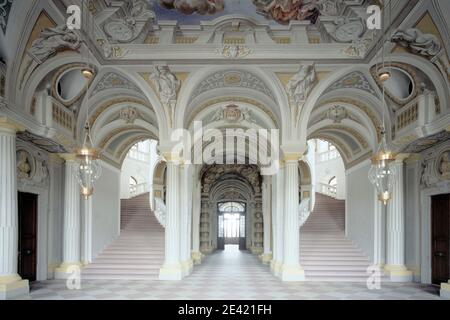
253 0 320 24
28 25 80 64
149 65 181 108
286 64 316 105
439 151 450 180
17 151 31 179
391 28 441 57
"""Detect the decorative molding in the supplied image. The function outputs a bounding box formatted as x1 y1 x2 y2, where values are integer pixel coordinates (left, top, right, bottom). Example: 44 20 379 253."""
91 72 141 97
215 45 252 59
191 70 275 102
211 104 256 124
119 106 139 124
17 130 67 153
324 71 376 96
0 0 12 34
402 130 450 154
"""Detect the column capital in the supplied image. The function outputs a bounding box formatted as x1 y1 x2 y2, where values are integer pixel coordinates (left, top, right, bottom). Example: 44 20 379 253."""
394 153 411 163
59 153 77 162
0 117 25 134
404 153 421 164
47 153 65 165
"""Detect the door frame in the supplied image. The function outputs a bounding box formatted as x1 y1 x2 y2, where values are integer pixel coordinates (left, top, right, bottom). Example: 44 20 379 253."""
421 184 450 284
17 186 48 281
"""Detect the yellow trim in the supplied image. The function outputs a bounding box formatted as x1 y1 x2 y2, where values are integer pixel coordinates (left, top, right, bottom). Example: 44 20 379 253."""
0 117 25 133
384 264 413 276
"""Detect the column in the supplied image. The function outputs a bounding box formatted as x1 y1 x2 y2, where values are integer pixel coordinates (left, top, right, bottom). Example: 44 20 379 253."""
179 163 193 276
0 118 29 300
373 192 385 267
384 154 412 282
281 154 305 281
441 281 450 299
260 176 272 264
191 179 202 264
54 155 82 279
271 164 284 276
159 154 183 280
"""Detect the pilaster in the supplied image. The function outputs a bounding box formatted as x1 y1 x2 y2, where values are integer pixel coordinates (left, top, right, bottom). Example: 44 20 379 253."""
159 152 183 280
0 118 29 299
384 154 412 282
54 155 82 279
280 154 305 281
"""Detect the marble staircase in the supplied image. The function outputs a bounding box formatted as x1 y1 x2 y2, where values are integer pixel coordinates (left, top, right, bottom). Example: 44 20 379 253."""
300 193 376 282
81 193 164 280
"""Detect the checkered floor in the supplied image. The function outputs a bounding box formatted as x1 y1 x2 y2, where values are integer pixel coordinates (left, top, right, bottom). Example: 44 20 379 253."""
16 246 441 300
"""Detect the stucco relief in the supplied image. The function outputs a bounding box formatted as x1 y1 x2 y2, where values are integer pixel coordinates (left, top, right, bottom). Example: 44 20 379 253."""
420 140 450 188
16 147 49 188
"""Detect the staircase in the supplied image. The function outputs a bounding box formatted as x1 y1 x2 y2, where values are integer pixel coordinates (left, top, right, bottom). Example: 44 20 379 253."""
300 193 374 282
82 193 165 280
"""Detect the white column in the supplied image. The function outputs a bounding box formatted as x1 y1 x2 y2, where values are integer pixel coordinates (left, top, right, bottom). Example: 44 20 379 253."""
179 163 193 276
159 155 183 280
384 155 412 282
191 178 202 264
260 176 272 263
272 165 284 276
0 118 29 300
55 156 82 279
281 155 305 281
373 192 385 267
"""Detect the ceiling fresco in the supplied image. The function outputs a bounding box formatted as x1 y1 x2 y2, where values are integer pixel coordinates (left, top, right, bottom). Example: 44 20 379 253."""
149 0 320 25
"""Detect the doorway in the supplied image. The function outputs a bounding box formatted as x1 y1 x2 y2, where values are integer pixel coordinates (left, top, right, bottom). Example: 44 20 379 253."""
217 202 246 251
431 193 450 285
18 192 38 282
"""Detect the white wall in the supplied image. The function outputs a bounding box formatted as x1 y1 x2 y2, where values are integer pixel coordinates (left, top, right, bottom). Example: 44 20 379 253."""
91 162 121 259
346 160 375 261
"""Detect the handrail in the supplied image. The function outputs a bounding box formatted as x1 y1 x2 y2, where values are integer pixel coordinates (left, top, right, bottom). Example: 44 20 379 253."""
318 183 337 198
129 183 147 197
154 197 166 227
299 197 311 227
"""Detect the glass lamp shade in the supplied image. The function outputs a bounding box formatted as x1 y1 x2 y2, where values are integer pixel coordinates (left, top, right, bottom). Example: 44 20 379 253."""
74 147 102 199
368 135 396 205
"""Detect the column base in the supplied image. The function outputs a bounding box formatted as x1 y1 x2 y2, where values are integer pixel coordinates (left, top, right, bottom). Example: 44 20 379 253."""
181 259 194 277
383 264 413 282
54 262 83 280
259 253 272 264
191 252 203 264
271 261 282 277
280 264 305 282
0 274 29 300
159 263 184 280
440 282 450 299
